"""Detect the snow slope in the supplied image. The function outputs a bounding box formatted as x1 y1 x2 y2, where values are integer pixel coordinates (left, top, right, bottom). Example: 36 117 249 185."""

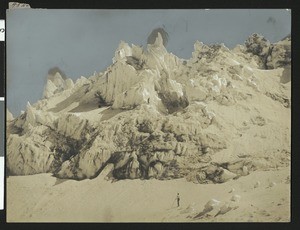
7 166 290 222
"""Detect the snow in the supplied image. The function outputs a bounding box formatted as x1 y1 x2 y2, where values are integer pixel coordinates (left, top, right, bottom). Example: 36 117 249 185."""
7 167 290 222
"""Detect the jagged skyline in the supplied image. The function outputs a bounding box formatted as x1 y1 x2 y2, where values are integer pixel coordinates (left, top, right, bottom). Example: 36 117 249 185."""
6 9 291 116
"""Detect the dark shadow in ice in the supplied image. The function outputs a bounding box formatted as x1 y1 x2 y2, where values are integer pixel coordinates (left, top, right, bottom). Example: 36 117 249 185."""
53 177 69 186
280 65 291 84
99 108 125 121
69 101 99 113
48 85 90 113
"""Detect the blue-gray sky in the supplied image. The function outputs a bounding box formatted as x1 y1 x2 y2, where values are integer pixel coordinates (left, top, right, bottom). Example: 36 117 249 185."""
6 9 291 116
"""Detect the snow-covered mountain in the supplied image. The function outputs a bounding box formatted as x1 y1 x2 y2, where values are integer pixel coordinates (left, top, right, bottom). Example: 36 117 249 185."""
6 33 291 184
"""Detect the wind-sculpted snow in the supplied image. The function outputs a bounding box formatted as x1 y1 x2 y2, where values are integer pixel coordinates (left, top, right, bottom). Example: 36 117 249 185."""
7 33 291 183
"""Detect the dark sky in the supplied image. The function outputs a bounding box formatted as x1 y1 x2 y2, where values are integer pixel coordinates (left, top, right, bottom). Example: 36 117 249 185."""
6 9 291 116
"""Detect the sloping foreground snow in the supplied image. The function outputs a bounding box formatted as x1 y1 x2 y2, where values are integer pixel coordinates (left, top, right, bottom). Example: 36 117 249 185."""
7 167 290 222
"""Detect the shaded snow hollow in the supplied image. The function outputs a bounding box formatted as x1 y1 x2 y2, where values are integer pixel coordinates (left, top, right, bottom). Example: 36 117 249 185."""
7 33 291 184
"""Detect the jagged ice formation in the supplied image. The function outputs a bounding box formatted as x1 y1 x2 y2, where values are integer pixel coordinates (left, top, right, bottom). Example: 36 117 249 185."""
7 33 291 184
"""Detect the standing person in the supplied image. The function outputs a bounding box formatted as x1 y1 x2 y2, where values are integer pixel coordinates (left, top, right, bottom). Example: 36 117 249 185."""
176 193 180 207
